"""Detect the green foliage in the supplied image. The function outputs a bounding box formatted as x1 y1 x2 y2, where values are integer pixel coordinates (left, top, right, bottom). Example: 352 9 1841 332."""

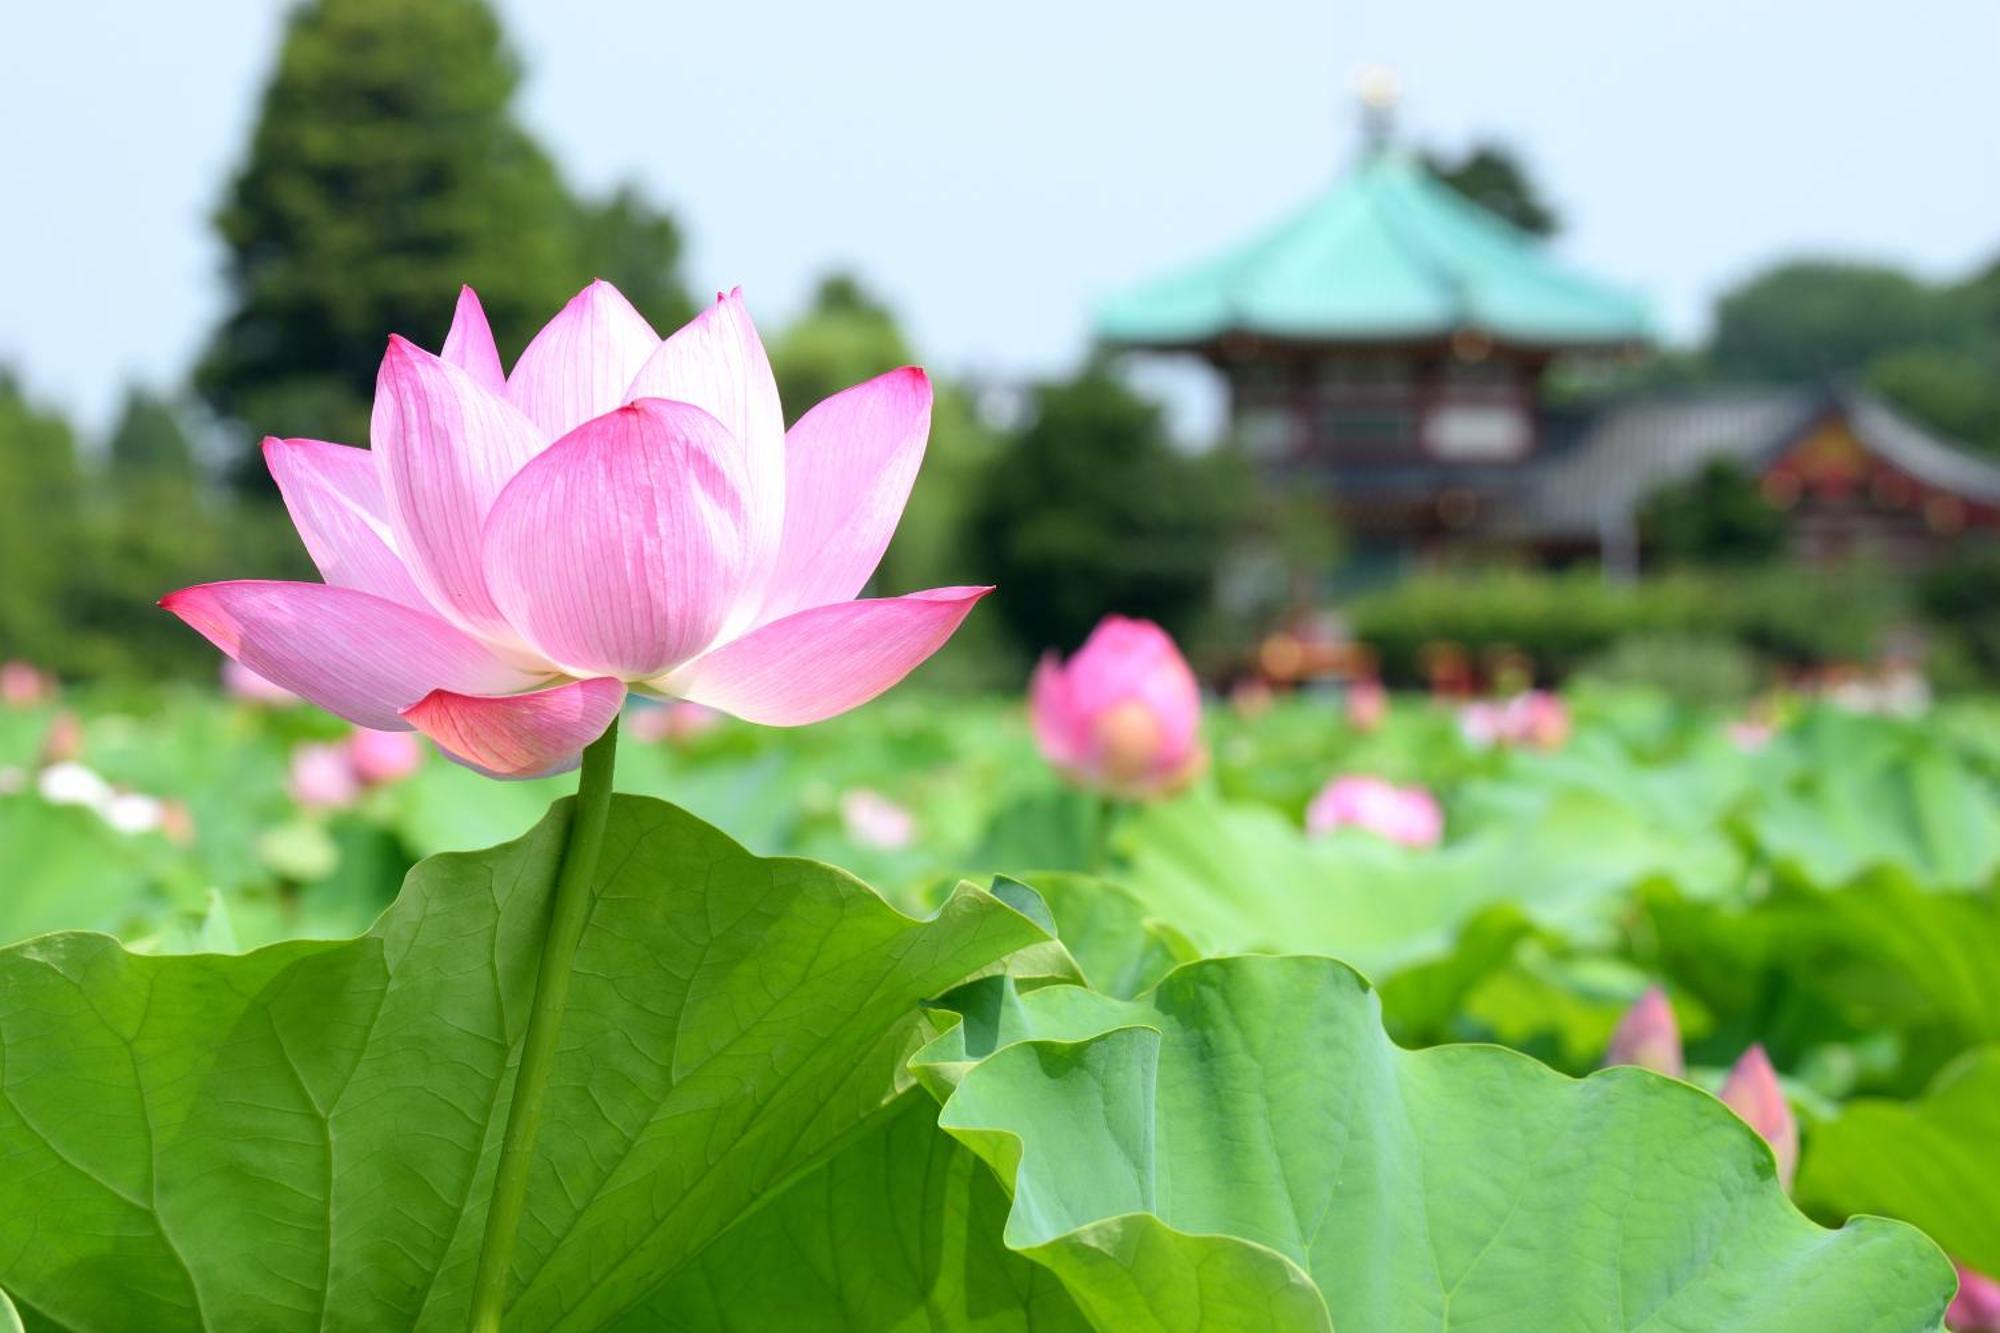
0 371 85 669
1577 633 1763 705
914 958 1953 1331
1703 256 2000 454
1799 1047 2000 1274
623 1094 1091 1330
1424 141 1560 237
1348 568 1904 683
0 797 1059 1329
1920 546 2000 685
195 0 692 478
970 365 1246 655
1710 262 1942 384
1638 458 1787 567
572 183 697 335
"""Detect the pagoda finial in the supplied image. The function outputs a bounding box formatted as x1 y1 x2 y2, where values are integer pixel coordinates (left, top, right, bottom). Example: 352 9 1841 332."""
1357 66 1399 156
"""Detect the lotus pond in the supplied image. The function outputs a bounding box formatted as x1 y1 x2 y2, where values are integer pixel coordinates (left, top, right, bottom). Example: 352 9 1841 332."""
1 682 1995 1329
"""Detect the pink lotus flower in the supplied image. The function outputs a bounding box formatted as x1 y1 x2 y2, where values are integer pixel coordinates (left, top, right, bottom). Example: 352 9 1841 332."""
222 659 300 705
165 282 987 778
1345 678 1387 733
346 727 424 786
1031 616 1204 800
288 742 362 810
1951 1263 2000 1332
1 660 54 709
1305 774 1443 848
1719 1044 1798 1190
1603 986 1684 1077
840 787 916 851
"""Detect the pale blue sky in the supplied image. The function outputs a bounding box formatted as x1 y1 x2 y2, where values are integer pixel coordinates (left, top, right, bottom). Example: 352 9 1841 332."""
3 1 1997 437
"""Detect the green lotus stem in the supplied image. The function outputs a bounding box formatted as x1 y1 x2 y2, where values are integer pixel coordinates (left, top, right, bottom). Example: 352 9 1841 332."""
467 721 619 1333
1090 795 1116 874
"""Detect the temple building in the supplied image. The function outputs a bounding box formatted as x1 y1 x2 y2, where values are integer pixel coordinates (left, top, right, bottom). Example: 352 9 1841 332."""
1098 96 2000 581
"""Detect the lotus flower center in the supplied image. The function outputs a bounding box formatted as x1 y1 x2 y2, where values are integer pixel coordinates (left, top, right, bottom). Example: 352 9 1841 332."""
1090 698 1165 784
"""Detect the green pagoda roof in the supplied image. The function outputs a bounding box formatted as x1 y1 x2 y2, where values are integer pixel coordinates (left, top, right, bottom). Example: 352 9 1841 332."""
1097 151 1653 351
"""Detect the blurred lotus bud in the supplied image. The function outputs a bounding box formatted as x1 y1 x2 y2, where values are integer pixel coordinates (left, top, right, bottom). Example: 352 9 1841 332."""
840 787 916 851
1459 700 1505 749
1228 678 1273 718
159 799 197 847
287 743 361 811
37 761 114 809
346 727 423 786
39 710 84 766
1345 678 1388 733
1031 616 1204 800
1 660 54 709
1506 690 1570 750
1728 719 1775 752
629 700 722 745
1950 1263 2000 1332
1305 774 1443 848
223 659 300 706
1719 1044 1798 1190
1603 986 1684 1077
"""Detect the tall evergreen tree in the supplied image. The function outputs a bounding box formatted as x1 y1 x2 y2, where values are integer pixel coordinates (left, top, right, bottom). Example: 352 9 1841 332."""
197 0 690 485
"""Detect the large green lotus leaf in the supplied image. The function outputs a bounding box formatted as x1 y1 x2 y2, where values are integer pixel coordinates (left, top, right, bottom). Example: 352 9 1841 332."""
0 796 1060 1331
1744 739 1999 890
1003 873 1199 1000
1799 1046 2000 1276
618 1092 1088 1331
0 796 184 944
1115 788 1738 979
1643 871 2000 1092
914 957 1954 1332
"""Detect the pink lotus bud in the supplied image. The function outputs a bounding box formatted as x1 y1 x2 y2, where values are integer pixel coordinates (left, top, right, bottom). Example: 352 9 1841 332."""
1305 775 1443 848
287 743 361 811
1346 679 1388 733
1951 1263 2000 1332
840 787 916 851
159 799 197 847
1728 719 1775 752
1505 690 1570 750
223 659 300 705
1459 701 1505 749
346 727 423 786
628 700 722 745
1 660 54 709
1719 1044 1798 1190
1603 986 1684 1077
39 710 84 766
163 282 986 779
1030 616 1205 800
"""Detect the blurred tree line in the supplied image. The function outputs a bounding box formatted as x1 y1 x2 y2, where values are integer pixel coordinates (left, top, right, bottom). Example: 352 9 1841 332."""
7 0 1995 686
0 0 1239 686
